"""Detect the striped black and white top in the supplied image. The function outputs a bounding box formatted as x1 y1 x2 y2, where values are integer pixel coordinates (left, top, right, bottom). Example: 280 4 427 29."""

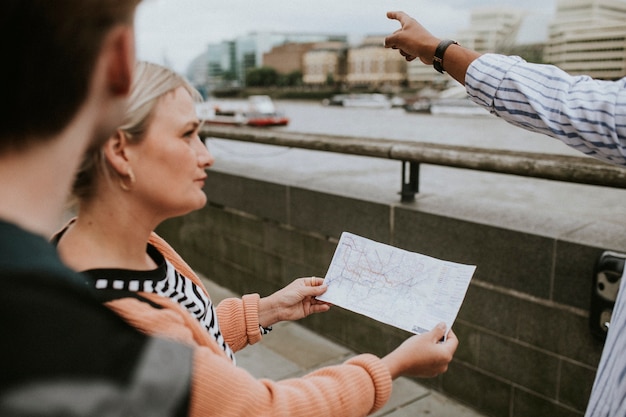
86 244 237 363
466 53 626 417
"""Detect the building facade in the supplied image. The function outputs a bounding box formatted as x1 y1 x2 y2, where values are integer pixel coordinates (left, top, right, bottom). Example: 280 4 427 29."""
188 4 626 92
302 42 347 86
186 52 210 95
200 32 347 88
345 36 407 89
205 41 238 90
406 63 449 90
544 0 626 79
407 7 526 89
456 7 526 53
262 42 317 75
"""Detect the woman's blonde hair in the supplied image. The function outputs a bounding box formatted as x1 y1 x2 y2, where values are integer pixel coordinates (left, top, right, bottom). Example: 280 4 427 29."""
71 61 203 204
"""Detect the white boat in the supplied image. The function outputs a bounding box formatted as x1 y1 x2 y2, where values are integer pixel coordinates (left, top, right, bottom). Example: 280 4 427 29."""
429 98 488 116
404 85 488 116
322 93 392 109
196 95 289 127
427 85 488 116
403 99 432 113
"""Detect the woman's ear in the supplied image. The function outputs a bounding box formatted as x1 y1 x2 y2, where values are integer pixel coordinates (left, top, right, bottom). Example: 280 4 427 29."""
102 129 131 176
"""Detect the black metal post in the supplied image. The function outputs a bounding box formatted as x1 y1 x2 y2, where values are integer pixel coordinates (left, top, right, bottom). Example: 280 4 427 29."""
400 161 420 202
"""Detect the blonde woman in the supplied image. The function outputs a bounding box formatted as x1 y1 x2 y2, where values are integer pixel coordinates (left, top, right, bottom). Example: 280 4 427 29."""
55 61 458 416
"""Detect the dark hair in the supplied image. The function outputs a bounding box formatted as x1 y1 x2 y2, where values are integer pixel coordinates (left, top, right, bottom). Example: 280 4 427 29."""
0 0 141 152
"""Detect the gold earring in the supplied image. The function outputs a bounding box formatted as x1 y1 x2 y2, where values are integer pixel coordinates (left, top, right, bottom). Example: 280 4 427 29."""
119 169 135 191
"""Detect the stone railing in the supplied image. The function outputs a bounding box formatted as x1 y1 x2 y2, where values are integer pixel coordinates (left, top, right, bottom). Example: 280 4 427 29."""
199 125 626 201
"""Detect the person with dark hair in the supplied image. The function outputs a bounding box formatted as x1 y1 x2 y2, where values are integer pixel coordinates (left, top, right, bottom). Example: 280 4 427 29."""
0 1 196 415
384 10 626 417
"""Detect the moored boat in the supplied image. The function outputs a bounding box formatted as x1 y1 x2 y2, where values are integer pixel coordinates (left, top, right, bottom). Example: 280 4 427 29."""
197 95 289 127
403 99 432 113
403 85 487 116
428 85 487 116
322 93 392 109
429 97 488 116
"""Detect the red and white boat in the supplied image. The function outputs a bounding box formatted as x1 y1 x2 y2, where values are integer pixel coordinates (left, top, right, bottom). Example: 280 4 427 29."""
197 95 289 127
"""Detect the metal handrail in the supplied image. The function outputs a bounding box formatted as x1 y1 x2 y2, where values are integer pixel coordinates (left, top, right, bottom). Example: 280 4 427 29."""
200 125 626 200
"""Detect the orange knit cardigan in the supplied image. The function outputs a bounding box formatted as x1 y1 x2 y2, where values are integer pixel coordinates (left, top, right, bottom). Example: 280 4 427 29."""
104 233 392 417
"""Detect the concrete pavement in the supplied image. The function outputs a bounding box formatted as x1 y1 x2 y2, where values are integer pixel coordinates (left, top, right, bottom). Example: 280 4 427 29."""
203 276 488 417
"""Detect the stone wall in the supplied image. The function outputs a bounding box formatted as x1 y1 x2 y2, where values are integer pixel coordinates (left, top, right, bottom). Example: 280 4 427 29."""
158 169 626 417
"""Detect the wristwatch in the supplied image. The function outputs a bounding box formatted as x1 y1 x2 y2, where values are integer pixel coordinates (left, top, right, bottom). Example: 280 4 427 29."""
433 39 458 74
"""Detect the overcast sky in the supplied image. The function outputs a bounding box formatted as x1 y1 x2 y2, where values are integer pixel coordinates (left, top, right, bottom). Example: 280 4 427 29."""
135 0 557 73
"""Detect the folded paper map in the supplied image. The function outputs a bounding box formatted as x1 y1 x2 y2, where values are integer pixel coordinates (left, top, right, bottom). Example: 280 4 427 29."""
317 232 476 335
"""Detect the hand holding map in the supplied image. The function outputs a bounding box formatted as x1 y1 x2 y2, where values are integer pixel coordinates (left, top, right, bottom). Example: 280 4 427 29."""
316 232 476 335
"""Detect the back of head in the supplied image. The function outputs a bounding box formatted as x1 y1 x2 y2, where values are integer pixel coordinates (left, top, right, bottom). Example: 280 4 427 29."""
0 0 141 153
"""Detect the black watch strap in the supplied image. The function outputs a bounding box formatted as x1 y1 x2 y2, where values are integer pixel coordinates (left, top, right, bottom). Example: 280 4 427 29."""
433 39 458 74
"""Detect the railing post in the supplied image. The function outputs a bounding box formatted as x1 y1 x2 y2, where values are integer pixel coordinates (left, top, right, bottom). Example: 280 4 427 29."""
400 160 420 202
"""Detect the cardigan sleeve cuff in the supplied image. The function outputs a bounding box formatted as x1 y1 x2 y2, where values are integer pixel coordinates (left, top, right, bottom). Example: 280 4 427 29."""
242 293 262 345
345 354 392 414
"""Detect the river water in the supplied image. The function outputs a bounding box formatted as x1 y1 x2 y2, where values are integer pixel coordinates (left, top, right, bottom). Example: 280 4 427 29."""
275 100 580 157
206 99 626 231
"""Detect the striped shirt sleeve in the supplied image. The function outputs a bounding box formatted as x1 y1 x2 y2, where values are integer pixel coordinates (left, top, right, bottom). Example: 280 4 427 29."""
584 268 626 417
465 53 626 166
